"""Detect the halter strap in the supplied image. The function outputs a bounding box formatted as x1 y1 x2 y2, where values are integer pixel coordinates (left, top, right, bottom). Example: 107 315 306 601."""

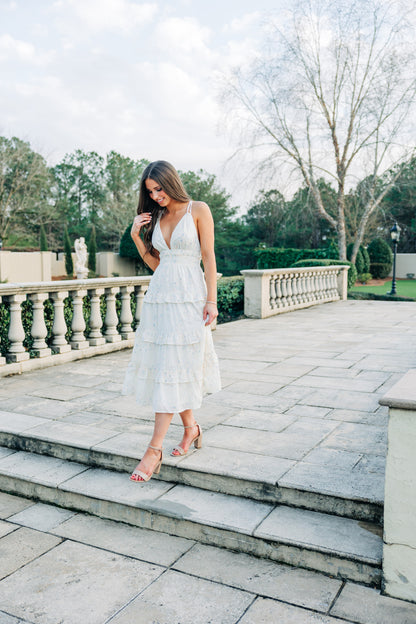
186 201 193 214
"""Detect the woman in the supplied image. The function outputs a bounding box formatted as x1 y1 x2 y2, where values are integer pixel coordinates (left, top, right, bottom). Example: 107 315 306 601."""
122 161 221 482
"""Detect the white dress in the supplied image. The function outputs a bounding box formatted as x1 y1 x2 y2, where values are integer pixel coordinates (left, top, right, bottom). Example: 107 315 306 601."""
123 201 221 413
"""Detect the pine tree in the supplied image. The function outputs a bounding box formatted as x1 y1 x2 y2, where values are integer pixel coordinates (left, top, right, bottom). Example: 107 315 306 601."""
39 224 48 251
63 227 73 277
87 224 97 274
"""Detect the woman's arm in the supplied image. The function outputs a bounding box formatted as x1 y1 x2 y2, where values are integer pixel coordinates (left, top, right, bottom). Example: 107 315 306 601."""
131 215 160 272
194 202 218 326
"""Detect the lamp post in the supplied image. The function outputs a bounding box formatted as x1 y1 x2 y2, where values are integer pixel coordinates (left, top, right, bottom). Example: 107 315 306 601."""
387 222 401 296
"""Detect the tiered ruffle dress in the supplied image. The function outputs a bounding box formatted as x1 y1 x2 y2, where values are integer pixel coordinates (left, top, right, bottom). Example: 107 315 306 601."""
122 201 221 413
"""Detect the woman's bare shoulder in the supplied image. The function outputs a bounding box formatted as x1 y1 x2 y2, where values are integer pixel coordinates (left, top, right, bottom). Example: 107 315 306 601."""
192 201 211 217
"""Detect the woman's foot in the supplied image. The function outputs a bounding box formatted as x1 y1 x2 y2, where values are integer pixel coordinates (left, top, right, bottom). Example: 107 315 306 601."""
130 445 163 482
171 423 202 456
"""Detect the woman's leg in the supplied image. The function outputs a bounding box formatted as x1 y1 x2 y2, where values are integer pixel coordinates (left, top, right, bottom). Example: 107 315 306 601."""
132 412 173 478
172 409 200 455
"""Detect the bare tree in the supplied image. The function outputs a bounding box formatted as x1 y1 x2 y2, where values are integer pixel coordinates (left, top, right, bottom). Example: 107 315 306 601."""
224 0 416 260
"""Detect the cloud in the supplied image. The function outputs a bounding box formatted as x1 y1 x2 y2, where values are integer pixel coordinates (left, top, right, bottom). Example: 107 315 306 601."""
53 0 158 37
0 34 36 62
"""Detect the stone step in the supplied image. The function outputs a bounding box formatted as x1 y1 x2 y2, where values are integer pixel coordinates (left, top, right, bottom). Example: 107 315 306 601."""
0 416 383 524
0 446 382 586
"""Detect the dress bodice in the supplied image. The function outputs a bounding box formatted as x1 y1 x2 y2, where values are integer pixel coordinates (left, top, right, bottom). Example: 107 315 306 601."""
152 202 201 263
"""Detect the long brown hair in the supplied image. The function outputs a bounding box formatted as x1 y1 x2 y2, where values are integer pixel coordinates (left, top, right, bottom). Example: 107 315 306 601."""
138 161 190 256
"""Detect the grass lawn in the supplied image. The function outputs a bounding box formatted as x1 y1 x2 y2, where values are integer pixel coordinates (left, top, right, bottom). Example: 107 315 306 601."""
350 279 416 299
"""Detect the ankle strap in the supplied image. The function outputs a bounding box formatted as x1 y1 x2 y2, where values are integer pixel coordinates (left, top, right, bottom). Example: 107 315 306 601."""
148 445 163 451
184 423 198 429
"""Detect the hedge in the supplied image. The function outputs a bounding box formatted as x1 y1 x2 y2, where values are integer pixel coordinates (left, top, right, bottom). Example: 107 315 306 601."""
255 246 338 270
291 258 357 290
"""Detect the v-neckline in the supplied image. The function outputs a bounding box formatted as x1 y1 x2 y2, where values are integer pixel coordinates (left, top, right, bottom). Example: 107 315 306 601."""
159 206 189 250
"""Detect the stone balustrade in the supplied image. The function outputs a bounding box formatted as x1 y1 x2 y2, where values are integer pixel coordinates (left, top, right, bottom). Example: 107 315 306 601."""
241 265 349 318
380 370 416 603
0 276 151 377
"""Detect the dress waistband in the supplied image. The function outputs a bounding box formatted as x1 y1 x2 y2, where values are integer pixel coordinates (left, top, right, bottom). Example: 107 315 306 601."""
159 251 201 265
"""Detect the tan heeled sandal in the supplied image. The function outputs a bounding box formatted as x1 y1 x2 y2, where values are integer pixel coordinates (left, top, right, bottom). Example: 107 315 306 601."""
171 423 202 456
130 445 163 482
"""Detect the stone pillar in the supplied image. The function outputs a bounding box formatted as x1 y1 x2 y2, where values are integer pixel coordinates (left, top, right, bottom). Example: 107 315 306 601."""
380 370 416 603
6 294 30 362
241 270 274 318
337 265 349 300
29 292 52 357
70 289 89 349
51 291 71 353
104 286 121 343
88 288 105 346
119 286 134 340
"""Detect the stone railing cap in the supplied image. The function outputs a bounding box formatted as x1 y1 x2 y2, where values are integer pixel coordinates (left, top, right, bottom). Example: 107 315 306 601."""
379 369 416 410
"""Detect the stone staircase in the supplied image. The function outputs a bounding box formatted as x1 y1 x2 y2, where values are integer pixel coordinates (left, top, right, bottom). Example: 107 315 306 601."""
0 418 383 588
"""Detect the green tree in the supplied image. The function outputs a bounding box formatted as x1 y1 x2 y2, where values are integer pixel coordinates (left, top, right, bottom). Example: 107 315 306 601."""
52 150 106 242
39 224 48 251
63 226 73 277
243 190 286 247
87 224 97 273
180 169 245 275
380 154 416 252
101 152 149 250
0 136 51 244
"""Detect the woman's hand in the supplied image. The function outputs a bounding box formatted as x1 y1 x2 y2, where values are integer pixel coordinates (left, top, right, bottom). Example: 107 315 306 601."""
131 213 152 239
203 302 218 326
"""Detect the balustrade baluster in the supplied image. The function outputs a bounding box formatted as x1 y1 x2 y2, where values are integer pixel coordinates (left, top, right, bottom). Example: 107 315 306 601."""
275 276 283 308
269 276 277 309
29 292 51 357
298 272 307 303
280 275 288 307
6 294 29 362
316 271 323 301
104 286 121 343
285 272 294 306
309 272 318 301
120 286 134 339
88 288 105 346
70 289 89 349
291 272 300 305
51 291 71 353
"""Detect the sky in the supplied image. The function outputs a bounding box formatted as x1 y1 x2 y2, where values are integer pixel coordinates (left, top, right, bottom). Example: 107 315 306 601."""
0 0 285 210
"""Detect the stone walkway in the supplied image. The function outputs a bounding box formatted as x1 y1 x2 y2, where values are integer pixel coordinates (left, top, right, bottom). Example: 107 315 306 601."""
1 491 416 624
0 299 416 623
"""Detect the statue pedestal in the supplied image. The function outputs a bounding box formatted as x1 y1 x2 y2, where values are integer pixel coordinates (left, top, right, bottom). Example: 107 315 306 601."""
76 269 89 280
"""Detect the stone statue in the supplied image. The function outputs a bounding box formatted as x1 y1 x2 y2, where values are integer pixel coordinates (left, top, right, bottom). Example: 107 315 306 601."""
74 237 88 279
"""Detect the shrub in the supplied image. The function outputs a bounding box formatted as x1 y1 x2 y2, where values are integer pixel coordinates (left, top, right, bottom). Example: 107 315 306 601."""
367 238 393 279
217 276 244 323
292 258 357 290
357 273 372 284
347 243 365 274
88 225 97 274
39 224 48 251
361 246 371 274
63 227 73 277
